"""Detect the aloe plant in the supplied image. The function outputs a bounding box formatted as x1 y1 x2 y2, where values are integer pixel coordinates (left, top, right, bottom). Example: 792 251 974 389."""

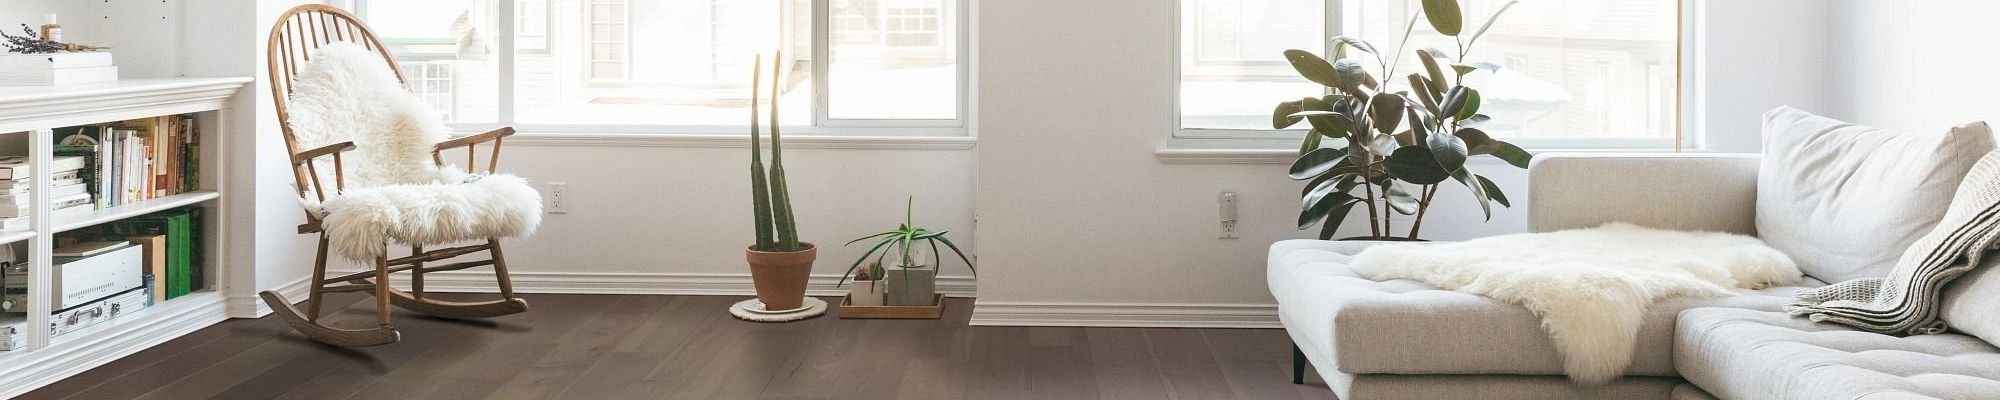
749 52 803 252
1279 0 1530 241
839 197 974 286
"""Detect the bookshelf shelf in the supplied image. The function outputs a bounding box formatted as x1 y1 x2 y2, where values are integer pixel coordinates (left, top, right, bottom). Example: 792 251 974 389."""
0 76 247 398
52 191 219 233
0 227 33 245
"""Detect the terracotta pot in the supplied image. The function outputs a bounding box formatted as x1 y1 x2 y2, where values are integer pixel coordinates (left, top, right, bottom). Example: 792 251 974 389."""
746 243 817 311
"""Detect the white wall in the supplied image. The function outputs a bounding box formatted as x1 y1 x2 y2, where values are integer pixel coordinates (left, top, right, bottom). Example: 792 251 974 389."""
1826 0 1999 133
965 0 1832 326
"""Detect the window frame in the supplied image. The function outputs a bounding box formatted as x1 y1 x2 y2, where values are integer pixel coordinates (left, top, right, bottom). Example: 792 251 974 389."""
1169 0 1694 151
352 0 971 138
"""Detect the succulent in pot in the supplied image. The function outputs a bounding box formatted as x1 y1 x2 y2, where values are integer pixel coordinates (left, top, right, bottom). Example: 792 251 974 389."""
840 197 973 306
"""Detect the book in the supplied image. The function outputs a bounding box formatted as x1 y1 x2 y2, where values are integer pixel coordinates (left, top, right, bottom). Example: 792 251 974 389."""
128 234 168 304
0 192 89 218
0 155 88 180
0 183 89 203
115 210 195 298
52 241 131 257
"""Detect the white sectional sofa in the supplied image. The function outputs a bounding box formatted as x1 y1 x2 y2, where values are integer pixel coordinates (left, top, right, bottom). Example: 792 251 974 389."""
1270 149 2000 399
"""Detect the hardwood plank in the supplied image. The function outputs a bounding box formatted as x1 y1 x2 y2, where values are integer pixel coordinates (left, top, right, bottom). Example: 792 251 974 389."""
1085 328 1174 400
25 295 1336 400
1145 328 1239 400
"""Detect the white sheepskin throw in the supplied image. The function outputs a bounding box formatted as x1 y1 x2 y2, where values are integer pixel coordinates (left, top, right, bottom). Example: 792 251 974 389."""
287 42 542 261
285 42 448 187
318 171 542 261
1349 222 1802 383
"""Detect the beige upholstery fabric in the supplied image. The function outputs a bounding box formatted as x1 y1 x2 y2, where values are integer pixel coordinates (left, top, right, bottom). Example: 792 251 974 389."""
1529 153 1760 235
1268 239 1821 377
1671 384 1720 400
1755 107 1996 283
1676 308 2000 400
1338 374 1682 400
1943 254 2000 344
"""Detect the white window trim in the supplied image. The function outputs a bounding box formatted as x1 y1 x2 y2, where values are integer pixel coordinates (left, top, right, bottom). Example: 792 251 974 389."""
1161 0 1698 163
353 0 973 141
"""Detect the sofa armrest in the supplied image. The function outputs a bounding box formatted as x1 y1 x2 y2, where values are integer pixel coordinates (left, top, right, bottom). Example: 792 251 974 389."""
1529 153 1760 234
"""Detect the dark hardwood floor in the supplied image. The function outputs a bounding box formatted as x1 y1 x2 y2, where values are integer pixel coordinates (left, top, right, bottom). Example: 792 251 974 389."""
22 293 1336 400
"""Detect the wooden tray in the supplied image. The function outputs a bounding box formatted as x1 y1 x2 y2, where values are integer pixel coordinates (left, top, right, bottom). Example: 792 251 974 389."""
837 294 944 319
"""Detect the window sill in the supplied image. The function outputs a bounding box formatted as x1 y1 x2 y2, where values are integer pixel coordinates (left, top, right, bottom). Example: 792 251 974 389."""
504 133 977 150
1155 142 1704 164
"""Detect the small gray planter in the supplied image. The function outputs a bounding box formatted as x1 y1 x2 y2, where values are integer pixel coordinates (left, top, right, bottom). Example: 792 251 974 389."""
885 267 938 306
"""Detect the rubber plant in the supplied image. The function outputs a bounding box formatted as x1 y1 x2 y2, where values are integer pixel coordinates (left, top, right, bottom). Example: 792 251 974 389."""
1280 0 1531 241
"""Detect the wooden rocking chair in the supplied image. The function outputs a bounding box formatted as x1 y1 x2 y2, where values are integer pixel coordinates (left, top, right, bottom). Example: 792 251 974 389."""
258 4 528 347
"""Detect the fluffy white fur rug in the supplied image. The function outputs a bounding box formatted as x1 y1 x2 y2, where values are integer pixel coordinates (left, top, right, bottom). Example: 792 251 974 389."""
285 42 448 187
288 42 542 261
1349 222 1802 383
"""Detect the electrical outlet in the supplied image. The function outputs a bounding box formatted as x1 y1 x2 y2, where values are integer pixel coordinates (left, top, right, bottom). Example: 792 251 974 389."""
547 182 568 214
1218 191 1240 239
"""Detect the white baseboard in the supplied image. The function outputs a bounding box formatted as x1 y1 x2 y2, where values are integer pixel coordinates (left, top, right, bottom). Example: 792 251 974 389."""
225 276 313 318
326 270 978 298
968 302 1280 328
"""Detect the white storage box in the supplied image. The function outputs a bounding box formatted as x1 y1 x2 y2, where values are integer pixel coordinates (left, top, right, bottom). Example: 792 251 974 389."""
0 52 117 86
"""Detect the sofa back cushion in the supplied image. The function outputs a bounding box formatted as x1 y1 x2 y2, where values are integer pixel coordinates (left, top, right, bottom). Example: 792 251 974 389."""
1943 253 2000 345
1756 107 1996 283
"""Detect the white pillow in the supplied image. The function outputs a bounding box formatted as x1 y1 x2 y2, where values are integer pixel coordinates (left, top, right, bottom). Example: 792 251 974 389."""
1755 107 1994 283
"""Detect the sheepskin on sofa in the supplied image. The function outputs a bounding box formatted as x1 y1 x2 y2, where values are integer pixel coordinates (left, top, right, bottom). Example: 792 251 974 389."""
287 42 542 261
1350 222 1803 383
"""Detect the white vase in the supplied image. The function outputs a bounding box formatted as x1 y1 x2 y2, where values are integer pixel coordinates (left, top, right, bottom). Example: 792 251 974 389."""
848 280 886 306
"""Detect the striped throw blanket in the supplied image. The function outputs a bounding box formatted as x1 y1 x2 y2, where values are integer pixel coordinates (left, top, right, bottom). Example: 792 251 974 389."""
1786 151 2000 335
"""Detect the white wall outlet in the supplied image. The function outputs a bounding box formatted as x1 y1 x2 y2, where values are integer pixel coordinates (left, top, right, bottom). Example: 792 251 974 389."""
547 182 569 214
1218 191 1240 239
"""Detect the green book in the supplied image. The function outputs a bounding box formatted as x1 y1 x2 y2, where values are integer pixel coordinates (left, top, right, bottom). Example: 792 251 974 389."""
113 209 194 299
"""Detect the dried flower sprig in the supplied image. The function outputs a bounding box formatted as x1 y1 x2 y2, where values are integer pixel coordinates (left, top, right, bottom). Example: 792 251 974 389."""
2 24 109 54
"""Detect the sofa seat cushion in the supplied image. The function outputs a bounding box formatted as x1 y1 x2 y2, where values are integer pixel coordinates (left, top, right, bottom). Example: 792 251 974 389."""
1676 308 2000 400
1268 239 1820 377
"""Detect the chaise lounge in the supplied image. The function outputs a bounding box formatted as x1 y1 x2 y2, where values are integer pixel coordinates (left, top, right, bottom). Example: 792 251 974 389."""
1271 108 2000 399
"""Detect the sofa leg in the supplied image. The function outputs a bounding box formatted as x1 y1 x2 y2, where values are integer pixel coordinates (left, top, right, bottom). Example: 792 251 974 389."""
1292 344 1306 384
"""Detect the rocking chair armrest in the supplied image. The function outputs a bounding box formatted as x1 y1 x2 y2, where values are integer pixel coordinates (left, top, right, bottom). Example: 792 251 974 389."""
292 141 358 165
435 127 516 152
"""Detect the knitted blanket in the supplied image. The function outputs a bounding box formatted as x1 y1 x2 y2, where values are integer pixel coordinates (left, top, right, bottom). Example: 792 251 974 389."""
1786 151 2000 335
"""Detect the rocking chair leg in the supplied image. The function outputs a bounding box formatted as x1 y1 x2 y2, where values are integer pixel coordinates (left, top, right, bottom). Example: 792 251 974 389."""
306 234 330 322
488 239 517 299
410 244 425 300
374 251 393 328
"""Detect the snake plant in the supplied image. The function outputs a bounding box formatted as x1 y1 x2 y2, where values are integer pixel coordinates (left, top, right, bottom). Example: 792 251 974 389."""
839 197 974 286
749 52 804 252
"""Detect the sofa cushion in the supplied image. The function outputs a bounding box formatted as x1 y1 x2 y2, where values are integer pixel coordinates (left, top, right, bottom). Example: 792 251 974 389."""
1756 106 1995 283
1268 239 1820 377
1943 254 2000 345
1676 307 2000 400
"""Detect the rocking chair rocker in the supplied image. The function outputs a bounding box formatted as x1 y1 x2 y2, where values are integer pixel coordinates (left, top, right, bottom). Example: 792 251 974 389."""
259 5 534 347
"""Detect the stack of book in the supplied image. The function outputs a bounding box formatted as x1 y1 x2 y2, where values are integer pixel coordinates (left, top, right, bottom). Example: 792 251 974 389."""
52 114 201 211
0 155 92 229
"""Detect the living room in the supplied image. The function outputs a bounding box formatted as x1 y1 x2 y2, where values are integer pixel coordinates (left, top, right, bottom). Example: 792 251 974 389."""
0 0 1992 399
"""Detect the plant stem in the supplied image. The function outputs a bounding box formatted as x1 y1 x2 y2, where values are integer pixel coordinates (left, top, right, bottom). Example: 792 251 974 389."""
1407 184 1438 239
1360 169 1382 239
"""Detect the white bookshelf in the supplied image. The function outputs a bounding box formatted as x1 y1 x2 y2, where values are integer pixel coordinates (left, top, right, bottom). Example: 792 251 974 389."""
0 77 248 397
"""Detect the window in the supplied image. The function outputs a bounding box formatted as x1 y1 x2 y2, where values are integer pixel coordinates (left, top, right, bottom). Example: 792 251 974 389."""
1178 0 1681 147
355 0 964 134
403 61 458 121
